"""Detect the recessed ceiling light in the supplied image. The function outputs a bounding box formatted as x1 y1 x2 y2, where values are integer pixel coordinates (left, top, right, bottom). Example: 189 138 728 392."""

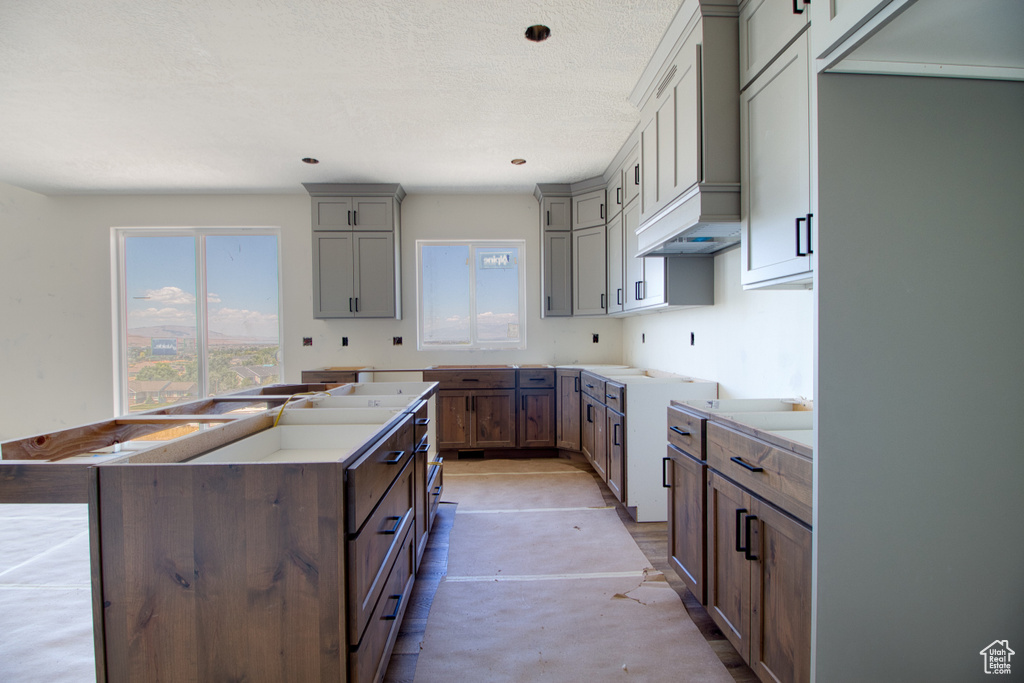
511 158 527 165
302 157 319 164
525 25 551 42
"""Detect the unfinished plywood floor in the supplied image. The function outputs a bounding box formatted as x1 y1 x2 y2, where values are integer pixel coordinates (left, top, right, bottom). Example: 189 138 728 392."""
385 454 761 683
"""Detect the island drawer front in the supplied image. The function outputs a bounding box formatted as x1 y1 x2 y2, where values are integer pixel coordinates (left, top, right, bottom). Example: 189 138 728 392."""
422 369 516 389
518 368 555 388
580 371 606 400
350 523 416 683
348 458 415 645
668 406 705 458
603 380 625 412
706 423 812 525
347 414 414 533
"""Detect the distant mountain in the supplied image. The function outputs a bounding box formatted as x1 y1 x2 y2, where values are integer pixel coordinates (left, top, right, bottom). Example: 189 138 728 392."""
127 326 276 344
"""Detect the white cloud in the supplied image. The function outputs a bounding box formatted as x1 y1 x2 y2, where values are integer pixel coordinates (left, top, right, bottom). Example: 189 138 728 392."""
208 307 279 338
207 292 222 303
143 286 195 305
130 307 196 325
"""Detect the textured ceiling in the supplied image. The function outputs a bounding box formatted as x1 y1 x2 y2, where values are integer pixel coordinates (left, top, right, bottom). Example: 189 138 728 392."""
0 0 683 195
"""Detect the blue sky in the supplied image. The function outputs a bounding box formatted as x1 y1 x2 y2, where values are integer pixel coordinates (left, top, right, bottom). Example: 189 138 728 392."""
125 234 279 339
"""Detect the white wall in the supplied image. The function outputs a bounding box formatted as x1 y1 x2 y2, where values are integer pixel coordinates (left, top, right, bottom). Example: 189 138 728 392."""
815 75 1024 681
623 248 814 399
0 188 622 440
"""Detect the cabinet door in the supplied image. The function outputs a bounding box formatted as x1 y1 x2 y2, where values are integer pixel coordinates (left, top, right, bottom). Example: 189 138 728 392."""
436 391 472 450
606 168 623 222
623 203 645 311
666 446 706 604
581 395 598 466
739 0 809 89
640 255 665 308
573 189 607 230
556 371 581 451
313 197 355 230
518 389 556 448
350 196 394 231
543 231 573 317
740 32 814 288
472 390 516 448
606 213 624 314
706 471 752 661
749 497 812 683
573 226 607 316
542 196 572 231
622 145 641 208
351 232 395 318
640 115 658 221
592 401 608 482
606 409 624 502
313 233 355 318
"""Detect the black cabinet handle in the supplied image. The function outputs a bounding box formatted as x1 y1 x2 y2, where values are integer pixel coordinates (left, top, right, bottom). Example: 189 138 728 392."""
744 515 759 561
416 441 430 453
586 404 593 423
382 594 403 620
349 297 353 313
347 210 352 226
796 216 807 256
528 377 545 382
354 297 359 312
793 0 804 13
546 210 551 226
415 418 430 426
613 422 621 446
806 213 814 254
662 456 671 488
634 164 640 185
383 450 404 465
601 293 606 310
616 187 622 205
381 515 402 535
432 484 442 496
585 383 595 389
574 376 580 392
617 288 622 306
352 210 357 226
730 456 764 472
547 295 551 311
606 393 616 400
600 203 605 220
669 425 691 437
735 508 749 553
462 378 480 381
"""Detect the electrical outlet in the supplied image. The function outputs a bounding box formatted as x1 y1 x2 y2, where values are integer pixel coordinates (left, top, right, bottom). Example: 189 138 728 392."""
393 337 403 346
302 337 312 347
342 337 348 347
592 333 599 343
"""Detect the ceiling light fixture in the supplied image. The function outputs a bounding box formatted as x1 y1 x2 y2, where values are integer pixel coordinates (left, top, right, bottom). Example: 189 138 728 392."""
525 25 551 42
302 157 319 164
511 158 526 165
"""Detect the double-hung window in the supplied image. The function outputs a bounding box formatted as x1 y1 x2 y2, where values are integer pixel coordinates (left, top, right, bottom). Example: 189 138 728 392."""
416 240 526 350
113 228 282 413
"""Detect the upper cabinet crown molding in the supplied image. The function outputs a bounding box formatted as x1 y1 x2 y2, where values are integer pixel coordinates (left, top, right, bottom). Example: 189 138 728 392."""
303 182 407 202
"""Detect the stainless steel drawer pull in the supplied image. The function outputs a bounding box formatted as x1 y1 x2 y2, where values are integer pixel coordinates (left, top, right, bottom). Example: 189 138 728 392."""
730 456 763 472
669 425 691 437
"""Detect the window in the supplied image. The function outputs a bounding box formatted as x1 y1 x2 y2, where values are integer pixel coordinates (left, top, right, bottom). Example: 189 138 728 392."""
416 240 526 350
113 228 282 413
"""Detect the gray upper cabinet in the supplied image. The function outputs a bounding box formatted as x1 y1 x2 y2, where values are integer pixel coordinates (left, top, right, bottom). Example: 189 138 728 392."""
542 196 572 231
740 25 815 289
739 0 809 89
607 211 624 314
573 189 607 230
573 226 607 316
543 231 573 317
305 183 404 319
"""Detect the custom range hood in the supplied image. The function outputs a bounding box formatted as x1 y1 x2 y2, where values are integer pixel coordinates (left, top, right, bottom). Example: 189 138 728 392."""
629 0 742 258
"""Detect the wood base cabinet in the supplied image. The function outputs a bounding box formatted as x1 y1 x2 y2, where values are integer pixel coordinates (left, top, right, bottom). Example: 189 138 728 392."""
707 471 811 683
666 444 706 604
434 389 516 450
556 369 582 450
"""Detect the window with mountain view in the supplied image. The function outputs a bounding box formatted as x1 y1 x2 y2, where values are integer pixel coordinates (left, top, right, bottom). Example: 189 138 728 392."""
115 229 281 413
416 240 526 350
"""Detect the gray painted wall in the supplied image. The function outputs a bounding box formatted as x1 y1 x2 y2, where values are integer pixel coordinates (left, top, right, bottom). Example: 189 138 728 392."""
815 74 1024 681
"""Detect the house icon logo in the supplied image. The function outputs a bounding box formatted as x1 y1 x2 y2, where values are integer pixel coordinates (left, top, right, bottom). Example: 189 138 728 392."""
980 640 1014 675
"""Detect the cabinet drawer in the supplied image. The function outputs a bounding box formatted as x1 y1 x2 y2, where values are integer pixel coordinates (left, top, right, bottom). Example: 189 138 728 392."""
706 423 811 525
349 523 416 683
422 369 516 390
346 415 414 533
580 371 606 400
603 380 624 413
348 459 415 644
517 368 555 388
668 405 705 458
